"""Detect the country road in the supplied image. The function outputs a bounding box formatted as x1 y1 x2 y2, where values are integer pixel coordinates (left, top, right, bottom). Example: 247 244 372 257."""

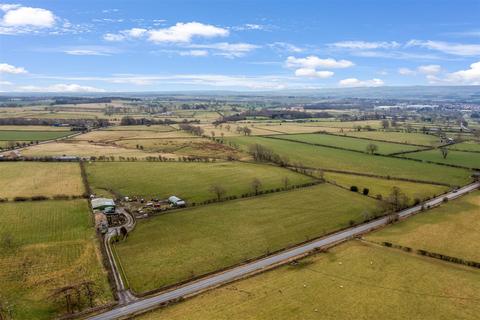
88 181 479 320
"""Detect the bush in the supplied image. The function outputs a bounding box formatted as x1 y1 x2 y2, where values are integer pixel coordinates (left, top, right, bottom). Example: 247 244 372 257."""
31 195 48 201
362 188 369 195
442 197 449 203
13 196 28 202
350 186 358 192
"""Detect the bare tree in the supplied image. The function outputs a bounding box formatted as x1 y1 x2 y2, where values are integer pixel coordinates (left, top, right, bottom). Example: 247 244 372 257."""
381 119 390 129
251 178 262 195
383 187 409 212
366 143 378 154
209 184 226 200
440 147 448 159
282 176 290 189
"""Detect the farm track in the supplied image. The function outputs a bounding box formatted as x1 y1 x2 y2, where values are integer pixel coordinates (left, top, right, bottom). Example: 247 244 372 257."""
87 181 480 320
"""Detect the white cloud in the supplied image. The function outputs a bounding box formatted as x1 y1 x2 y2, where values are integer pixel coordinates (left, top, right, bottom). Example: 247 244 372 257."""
17 83 105 92
268 42 304 53
179 50 209 57
339 78 384 87
398 67 416 76
124 27 147 38
329 41 400 50
407 40 480 56
0 4 20 11
103 33 125 41
418 64 441 75
0 80 12 85
1 6 55 27
294 68 334 78
0 62 27 74
286 56 354 69
65 49 109 56
147 22 228 43
429 61 480 85
188 42 259 58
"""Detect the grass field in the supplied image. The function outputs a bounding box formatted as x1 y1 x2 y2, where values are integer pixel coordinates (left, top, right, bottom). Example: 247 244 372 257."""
274 133 423 154
114 183 380 293
448 141 480 152
86 161 314 202
342 130 441 146
73 129 188 142
20 141 165 158
227 136 471 186
116 137 247 160
367 191 480 262
0 162 84 199
0 125 72 131
324 172 450 203
0 130 72 141
0 200 112 320
103 125 175 132
137 241 480 320
401 149 480 169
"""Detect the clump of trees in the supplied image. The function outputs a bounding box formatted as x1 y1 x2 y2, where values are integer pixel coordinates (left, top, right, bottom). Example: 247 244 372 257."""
381 187 409 212
179 123 204 136
248 144 289 166
209 184 226 200
251 178 262 195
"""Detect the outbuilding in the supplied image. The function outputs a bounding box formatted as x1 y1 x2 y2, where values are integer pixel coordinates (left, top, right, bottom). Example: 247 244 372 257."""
91 198 116 211
168 196 186 207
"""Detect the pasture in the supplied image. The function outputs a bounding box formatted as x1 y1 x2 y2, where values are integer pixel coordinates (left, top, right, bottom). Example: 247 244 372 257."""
137 241 480 320
114 183 380 293
116 137 247 159
401 149 480 169
367 191 480 262
273 133 423 154
0 200 112 320
342 130 441 146
324 172 449 203
0 162 84 199
0 130 72 141
227 136 471 186
86 161 314 202
20 141 164 158
449 141 480 152
72 129 188 143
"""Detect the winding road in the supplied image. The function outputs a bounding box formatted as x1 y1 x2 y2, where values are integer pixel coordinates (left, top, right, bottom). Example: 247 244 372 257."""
88 181 479 320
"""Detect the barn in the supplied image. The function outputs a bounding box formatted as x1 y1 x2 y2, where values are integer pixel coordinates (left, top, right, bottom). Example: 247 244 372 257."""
91 198 116 211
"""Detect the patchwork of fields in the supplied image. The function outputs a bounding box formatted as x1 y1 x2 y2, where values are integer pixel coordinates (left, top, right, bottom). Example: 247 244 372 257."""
137 241 480 320
367 191 480 262
114 183 380 293
86 161 315 202
227 136 471 186
0 200 112 320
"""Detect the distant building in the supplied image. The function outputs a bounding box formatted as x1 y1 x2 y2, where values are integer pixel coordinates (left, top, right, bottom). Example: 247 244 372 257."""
168 196 186 207
91 198 116 211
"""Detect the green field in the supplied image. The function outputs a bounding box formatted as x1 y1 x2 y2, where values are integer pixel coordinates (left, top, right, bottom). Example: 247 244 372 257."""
115 183 380 293
274 133 423 154
227 136 471 186
449 141 480 152
0 162 85 199
367 191 480 262
401 149 480 169
324 172 450 203
0 200 112 319
0 130 72 141
342 130 441 146
86 161 314 202
138 241 480 320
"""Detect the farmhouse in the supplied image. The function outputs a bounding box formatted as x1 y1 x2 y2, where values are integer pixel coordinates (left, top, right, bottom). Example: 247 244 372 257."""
91 198 116 211
168 195 186 207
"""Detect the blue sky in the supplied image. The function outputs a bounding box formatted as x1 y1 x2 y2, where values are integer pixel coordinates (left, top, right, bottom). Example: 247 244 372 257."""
0 0 479 92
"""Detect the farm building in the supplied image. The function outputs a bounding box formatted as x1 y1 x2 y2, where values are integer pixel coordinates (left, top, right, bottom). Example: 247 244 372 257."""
91 198 116 211
168 196 186 207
